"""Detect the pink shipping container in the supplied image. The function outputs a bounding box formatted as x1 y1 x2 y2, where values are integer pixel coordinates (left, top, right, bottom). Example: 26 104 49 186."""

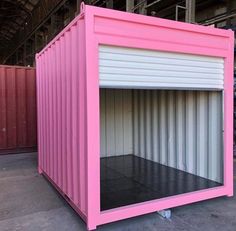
0 65 37 155
36 3 234 230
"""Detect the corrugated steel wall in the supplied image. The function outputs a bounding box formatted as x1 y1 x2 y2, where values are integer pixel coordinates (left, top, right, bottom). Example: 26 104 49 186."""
133 90 223 183
100 89 133 157
36 19 87 216
100 89 223 183
99 45 224 90
0 65 37 154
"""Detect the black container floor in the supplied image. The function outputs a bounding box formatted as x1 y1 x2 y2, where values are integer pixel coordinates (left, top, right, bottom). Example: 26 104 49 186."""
100 155 222 211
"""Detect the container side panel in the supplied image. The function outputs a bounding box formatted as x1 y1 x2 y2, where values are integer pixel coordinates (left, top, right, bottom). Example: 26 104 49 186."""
38 57 43 169
0 66 36 153
16 68 27 147
52 46 57 181
44 51 50 174
65 30 73 199
55 39 63 189
60 35 68 194
78 18 87 214
0 67 7 149
37 58 43 171
42 54 48 172
6 68 17 148
36 19 87 217
48 47 53 178
25 69 37 147
71 24 79 203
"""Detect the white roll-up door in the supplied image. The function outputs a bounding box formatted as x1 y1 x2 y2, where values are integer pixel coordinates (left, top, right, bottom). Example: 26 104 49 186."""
99 45 224 90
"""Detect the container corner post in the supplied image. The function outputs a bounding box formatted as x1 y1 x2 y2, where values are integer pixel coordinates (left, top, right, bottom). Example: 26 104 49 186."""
38 166 43 174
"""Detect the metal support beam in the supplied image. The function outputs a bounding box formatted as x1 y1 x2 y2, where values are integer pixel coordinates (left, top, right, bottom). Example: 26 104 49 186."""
176 4 186 21
23 42 26 66
67 3 75 21
49 14 58 40
16 50 18 64
134 0 147 15
201 10 236 26
126 0 134 12
76 0 82 15
226 0 233 26
3 0 67 64
139 0 147 15
130 0 145 13
145 0 162 9
185 0 195 23
106 0 113 9
34 32 38 53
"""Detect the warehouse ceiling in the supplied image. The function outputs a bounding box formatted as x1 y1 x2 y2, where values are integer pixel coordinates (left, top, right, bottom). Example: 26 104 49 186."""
0 0 39 54
0 0 234 65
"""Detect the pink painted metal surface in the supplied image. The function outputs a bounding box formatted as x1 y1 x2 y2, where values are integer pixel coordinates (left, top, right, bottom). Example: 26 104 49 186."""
36 11 88 220
36 3 234 230
0 65 37 155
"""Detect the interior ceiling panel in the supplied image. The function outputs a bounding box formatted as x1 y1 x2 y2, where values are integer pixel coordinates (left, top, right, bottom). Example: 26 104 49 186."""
0 0 39 52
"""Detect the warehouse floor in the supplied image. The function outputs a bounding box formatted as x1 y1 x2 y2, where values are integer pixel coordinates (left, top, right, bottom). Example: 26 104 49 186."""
0 153 235 231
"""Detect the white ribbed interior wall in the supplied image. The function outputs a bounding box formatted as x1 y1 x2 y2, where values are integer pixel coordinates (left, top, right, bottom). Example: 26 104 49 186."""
100 89 133 156
100 89 223 183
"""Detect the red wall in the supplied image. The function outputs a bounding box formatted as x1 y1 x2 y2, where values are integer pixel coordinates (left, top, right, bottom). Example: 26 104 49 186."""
0 65 37 154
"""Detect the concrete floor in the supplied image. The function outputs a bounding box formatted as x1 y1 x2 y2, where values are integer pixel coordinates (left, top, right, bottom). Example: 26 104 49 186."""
0 153 235 231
